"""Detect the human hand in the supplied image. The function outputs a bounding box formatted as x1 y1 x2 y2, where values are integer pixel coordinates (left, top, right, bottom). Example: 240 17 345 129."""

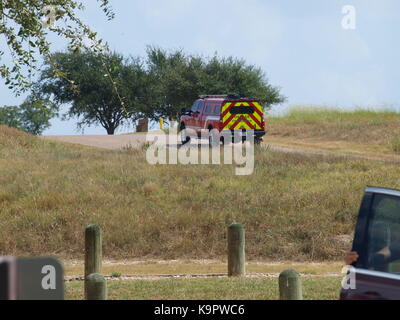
344 251 359 265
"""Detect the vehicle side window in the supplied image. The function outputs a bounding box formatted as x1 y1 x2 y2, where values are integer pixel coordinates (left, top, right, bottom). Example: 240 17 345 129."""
214 104 221 115
191 101 199 112
205 104 212 113
197 101 205 113
364 194 400 273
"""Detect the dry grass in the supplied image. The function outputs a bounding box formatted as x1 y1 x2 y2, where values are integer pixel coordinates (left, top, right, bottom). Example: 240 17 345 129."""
269 106 400 155
1 119 400 262
0 125 38 148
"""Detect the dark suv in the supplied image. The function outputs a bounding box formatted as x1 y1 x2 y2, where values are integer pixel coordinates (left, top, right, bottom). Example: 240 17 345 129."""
341 186 400 300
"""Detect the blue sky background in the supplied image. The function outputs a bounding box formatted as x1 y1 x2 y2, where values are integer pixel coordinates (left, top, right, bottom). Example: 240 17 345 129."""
1 0 399 135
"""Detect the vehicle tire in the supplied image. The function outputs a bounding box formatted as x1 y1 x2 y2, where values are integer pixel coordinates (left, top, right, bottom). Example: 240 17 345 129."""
180 124 190 145
255 137 263 145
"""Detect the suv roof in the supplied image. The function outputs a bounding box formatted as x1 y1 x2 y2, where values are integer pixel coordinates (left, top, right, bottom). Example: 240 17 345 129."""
365 186 400 197
199 94 243 100
198 94 261 102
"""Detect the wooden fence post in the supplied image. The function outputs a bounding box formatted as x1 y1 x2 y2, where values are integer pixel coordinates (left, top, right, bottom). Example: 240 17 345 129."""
85 273 107 300
85 224 102 296
227 223 245 277
279 269 303 300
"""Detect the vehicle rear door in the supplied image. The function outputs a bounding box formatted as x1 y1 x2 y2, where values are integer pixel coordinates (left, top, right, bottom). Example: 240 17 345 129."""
220 100 264 131
200 102 219 136
341 187 400 300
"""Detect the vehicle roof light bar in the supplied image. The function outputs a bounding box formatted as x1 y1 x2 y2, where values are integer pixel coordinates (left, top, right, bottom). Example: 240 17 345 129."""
199 94 244 100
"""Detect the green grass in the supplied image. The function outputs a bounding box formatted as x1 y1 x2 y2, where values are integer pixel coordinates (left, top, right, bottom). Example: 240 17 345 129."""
274 106 398 123
64 261 343 277
65 277 342 300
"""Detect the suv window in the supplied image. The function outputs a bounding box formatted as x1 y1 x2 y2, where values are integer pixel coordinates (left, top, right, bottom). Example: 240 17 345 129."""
197 101 205 113
230 106 255 114
191 101 199 112
365 194 400 273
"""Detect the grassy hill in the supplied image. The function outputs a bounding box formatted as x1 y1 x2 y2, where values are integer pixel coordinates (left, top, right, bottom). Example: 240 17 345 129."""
269 107 400 156
1 109 400 261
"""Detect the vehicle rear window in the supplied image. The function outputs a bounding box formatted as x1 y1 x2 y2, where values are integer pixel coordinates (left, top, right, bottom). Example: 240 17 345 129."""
364 194 400 273
205 104 212 113
229 106 255 114
214 105 221 114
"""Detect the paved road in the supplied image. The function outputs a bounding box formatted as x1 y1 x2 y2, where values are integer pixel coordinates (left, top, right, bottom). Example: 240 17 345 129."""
42 133 210 149
42 133 150 149
42 133 400 163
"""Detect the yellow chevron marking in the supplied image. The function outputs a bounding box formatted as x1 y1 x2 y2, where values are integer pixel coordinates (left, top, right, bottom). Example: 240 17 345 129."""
221 102 232 113
221 101 264 130
233 121 252 130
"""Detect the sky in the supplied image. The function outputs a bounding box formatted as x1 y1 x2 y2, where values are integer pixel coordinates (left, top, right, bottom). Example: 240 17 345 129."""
1 0 399 135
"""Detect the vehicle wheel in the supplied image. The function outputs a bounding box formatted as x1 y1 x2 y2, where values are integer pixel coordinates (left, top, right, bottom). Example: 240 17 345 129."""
255 137 263 145
180 125 190 145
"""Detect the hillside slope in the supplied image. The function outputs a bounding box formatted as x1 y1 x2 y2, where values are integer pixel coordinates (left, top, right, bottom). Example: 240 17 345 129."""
268 107 400 158
1 123 400 261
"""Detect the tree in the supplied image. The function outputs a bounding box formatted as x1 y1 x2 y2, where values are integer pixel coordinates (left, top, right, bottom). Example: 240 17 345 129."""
145 47 285 121
38 50 149 135
201 55 285 106
145 47 205 121
0 96 58 135
0 0 114 94
0 105 22 130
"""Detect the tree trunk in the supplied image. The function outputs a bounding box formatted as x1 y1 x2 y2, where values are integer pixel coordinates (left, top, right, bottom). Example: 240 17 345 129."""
136 119 149 132
106 127 115 135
